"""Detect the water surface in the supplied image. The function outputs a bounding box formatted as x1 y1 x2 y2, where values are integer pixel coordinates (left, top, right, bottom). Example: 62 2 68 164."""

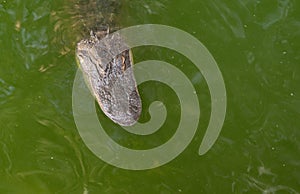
0 0 299 193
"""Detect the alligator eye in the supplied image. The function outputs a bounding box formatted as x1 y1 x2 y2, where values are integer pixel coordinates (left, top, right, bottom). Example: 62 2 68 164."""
121 56 126 71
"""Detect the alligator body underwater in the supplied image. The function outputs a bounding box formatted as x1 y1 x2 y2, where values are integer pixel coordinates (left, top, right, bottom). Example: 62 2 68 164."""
69 0 141 126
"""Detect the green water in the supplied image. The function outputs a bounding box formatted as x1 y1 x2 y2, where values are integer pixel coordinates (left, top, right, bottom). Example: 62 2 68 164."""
0 0 299 193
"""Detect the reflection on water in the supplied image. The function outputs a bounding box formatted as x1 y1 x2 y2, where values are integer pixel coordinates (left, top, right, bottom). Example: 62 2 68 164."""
0 0 299 193
0 78 15 105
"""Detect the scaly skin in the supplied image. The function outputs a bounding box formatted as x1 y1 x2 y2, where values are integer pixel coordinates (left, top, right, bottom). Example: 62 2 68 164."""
76 30 142 126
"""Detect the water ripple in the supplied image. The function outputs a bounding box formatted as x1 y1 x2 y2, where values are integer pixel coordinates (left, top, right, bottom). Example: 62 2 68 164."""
242 174 299 193
1 0 51 70
50 0 121 56
0 78 15 105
